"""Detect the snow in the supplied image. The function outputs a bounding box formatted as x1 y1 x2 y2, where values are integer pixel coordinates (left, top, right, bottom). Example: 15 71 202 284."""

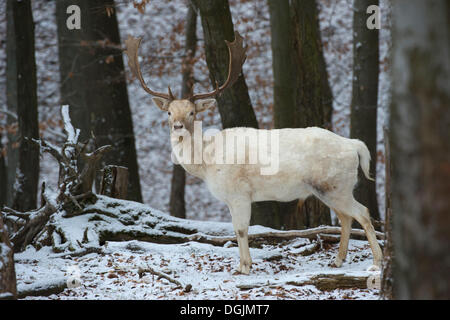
10 196 381 300
15 236 380 300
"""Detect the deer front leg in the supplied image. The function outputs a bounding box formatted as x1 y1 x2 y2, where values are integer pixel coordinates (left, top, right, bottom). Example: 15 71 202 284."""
229 201 252 275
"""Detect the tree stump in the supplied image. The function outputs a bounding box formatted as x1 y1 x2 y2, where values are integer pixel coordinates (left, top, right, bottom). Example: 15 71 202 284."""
99 165 129 200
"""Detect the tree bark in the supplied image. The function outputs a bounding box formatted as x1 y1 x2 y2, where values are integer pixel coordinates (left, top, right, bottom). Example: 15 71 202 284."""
170 4 198 219
263 0 300 229
5 0 40 212
350 0 380 222
100 165 129 200
290 0 332 227
390 0 450 299
0 132 6 208
56 0 142 202
0 216 17 300
380 128 393 299
192 0 283 228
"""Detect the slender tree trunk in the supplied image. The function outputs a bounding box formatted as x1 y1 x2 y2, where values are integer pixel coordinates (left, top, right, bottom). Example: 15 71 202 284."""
290 0 332 227
350 0 380 222
0 216 17 300
380 128 393 299
56 0 142 202
264 0 300 229
390 0 450 299
192 0 283 229
170 4 198 218
191 0 257 128
6 0 40 211
0 132 6 208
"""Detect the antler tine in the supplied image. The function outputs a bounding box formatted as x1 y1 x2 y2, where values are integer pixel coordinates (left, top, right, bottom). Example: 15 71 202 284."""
124 35 175 101
168 86 175 100
190 31 247 101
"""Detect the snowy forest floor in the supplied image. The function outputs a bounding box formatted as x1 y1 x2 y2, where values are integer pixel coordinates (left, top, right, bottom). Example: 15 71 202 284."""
12 196 382 300
16 238 380 300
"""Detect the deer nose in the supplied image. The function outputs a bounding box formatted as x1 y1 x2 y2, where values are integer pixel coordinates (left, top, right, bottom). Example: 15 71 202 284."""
174 124 184 130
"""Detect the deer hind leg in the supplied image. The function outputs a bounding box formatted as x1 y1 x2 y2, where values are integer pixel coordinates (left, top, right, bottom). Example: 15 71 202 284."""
228 201 252 275
333 210 353 267
334 197 383 271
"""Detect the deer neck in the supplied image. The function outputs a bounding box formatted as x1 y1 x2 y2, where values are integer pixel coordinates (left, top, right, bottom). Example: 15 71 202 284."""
170 126 206 180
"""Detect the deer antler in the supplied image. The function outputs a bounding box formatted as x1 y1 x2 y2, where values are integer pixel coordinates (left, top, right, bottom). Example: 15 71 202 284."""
124 35 175 101
189 31 247 101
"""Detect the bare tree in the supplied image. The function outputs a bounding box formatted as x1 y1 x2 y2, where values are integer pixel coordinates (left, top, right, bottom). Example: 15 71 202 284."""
350 0 380 221
191 0 283 228
170 4 198 219
389 0 450 299
5 0 40 211
290 0 333 227
56 0 142 202
0 132 6 208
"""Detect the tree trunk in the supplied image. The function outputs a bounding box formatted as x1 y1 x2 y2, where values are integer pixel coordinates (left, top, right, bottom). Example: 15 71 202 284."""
191 0 258 129
264 0 301 229
0 216 17 300
56 0 143 202
100 165 129 200
6 0 40 212
350 0 380 222
390 0 450 299
5 0 18 208
192 0 283 228
170 4 198 219
0 132 6 208
380 128 393 299
290 0 332 227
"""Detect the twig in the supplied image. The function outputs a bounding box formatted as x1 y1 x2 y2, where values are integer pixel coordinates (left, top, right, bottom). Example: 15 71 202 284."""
138 265 192 292
2 207 31 221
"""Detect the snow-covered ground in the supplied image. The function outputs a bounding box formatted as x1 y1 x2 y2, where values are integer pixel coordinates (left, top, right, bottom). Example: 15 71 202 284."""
16 237 380 300
10 195 381 300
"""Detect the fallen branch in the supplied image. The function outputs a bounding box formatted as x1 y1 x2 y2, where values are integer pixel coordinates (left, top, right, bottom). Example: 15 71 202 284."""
187 226 384 247
17 277 67 299
287 273 370 291
237 273 374 291
138 265 192 292
8 189 58 252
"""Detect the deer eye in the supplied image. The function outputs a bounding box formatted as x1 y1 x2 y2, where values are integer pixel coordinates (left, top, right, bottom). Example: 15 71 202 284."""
189 111 194 116
167 111 171 116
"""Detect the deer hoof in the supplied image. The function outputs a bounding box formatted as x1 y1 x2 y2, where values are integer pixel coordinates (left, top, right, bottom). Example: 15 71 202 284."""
333 258 344 268
238 261 251 275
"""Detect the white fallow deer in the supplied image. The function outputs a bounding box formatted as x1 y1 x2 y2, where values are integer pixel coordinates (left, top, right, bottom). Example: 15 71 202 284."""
124 32 382 274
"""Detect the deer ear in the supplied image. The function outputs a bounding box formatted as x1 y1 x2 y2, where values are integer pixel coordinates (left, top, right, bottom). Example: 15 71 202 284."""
195 99 216 113
152 97 170 111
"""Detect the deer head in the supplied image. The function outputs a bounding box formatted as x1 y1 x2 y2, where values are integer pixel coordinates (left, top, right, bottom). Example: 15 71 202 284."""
124 31 247 133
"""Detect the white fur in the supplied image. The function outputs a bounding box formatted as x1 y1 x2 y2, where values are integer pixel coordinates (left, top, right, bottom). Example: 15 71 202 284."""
171 126 382 274
158 98 382 275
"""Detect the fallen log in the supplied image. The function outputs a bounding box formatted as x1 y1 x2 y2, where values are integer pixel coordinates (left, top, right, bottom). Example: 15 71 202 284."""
287 273 369 291
17 277 67 299
237 272 377 291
